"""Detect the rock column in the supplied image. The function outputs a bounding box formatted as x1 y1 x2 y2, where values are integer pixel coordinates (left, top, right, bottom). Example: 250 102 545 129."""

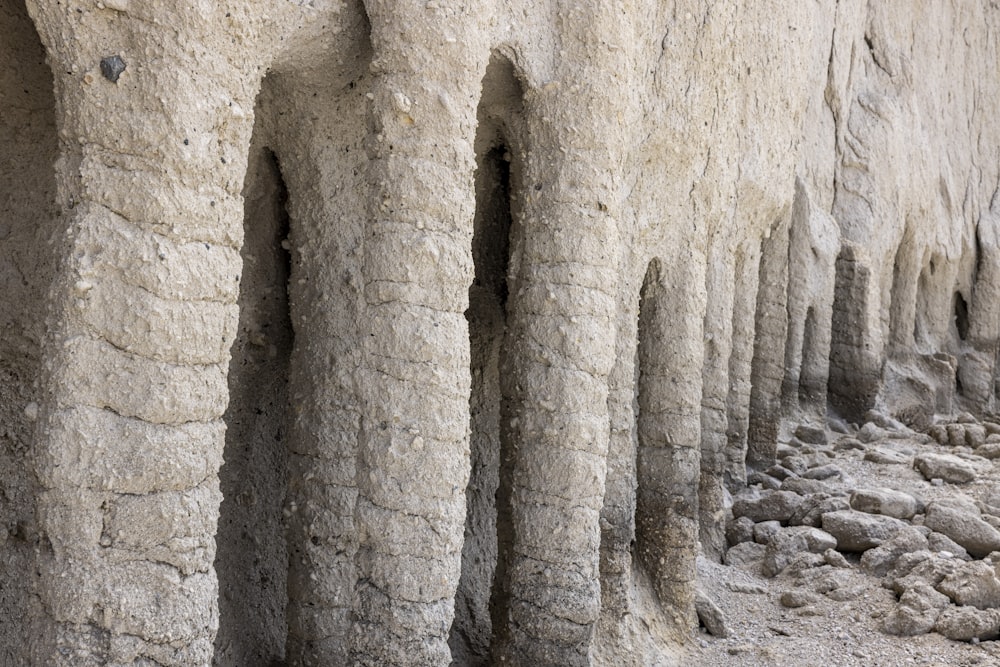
748 218 791 469
724 239 762 489
349 3 488 664
700 238 738 559
634 256 702 629
490 21 626 660
25 3 265 664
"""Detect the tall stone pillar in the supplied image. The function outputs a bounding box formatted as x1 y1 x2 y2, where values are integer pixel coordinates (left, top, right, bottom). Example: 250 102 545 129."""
25 4 266 663
699 237 737 560
748 218 791 469
490 7 627 662
272 79 370 664
724 238 762 490
634 255 703 631
349 3 489 664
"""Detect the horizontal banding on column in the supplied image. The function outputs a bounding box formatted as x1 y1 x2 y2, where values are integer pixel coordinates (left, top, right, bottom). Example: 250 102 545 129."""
80 278 237 365
36 406 224 493
52 337 228 424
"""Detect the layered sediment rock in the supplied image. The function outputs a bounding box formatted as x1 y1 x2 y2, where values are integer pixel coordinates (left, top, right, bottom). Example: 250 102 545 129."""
1 0 999 665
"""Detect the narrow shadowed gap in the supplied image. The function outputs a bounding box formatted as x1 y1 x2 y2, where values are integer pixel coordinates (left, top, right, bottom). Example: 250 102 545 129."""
914 263 933 348
0 1 59 662
954 291 970 342
215 146 294 666
632 259 659 573
450 52 525 665
450 137 514 667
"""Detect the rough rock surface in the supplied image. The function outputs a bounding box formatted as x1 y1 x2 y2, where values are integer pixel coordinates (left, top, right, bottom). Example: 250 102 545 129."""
915 452 981 484
821 510 909 552
883 583 951 637
924 503 1000 559
2 0 1000 666
850 488 920 520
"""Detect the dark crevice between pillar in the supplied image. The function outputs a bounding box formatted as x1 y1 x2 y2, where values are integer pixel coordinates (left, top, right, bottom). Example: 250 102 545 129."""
451 52 525 666
0 0 59 661
216 145 294 667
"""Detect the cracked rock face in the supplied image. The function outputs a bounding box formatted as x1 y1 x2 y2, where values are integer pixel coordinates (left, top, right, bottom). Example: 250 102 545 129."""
2 0 1000 665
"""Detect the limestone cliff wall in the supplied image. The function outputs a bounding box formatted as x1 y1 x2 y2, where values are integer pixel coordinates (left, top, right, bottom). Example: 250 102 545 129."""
0 0 998 665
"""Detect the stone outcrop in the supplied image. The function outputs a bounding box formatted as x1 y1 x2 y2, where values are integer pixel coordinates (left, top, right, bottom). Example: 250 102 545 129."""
2 0 1000 665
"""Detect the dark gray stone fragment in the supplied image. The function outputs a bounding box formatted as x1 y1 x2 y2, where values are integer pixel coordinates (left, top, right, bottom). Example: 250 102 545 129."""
100 55 127 83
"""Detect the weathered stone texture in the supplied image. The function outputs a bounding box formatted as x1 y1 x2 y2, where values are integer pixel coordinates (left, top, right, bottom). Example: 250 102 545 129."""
1 0 999 665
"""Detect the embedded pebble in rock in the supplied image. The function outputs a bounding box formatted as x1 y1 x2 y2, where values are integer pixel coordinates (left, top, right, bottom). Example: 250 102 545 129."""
914 452 979 484
933 606 1000 642
923 502 1000 559
883 583 951 637
732 490 804 524
850 488 919 520
821 510 909 552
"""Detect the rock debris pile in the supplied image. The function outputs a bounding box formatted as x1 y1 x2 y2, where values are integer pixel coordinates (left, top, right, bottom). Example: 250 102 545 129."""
723 412 1000 648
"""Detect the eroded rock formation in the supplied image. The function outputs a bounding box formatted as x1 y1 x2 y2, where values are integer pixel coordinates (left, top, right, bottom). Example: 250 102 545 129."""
1 0 999 665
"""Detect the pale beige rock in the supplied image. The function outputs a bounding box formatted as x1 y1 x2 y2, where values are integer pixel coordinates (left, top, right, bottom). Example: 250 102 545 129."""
1 0 999 665
883 583 951 637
